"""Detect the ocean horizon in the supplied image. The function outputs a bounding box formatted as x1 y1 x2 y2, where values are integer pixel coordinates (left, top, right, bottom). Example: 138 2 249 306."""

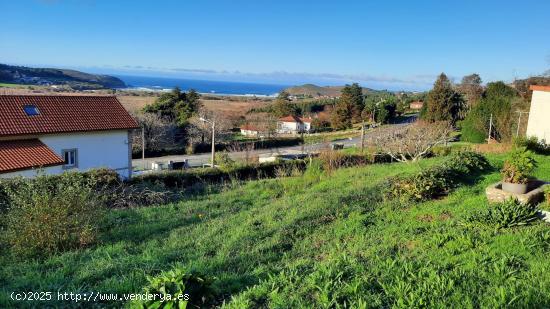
115 74 290 97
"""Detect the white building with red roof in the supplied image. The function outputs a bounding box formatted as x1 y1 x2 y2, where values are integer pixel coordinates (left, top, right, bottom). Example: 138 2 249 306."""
0 95 139 179
277 115 313 134
240 124 263 137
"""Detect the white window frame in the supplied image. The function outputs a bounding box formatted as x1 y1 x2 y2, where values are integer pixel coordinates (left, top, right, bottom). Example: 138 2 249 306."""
62 148 78 169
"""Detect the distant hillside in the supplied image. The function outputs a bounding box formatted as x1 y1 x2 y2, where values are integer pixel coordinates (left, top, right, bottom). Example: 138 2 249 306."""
0 64 126 89
284 83 379 97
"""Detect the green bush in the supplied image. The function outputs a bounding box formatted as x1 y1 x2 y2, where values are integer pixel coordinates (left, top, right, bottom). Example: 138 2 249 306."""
131 269 215 308
464 199 538 229
501 147 537 184
1 172 104 258
384 151 489 202
460 113 487 143
214 151 236 171
513 136 550 155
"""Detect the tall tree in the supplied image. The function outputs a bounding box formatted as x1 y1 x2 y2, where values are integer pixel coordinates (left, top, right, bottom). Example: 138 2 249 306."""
459 73 483 109
345 83 364 122
272 91 296 117
330 84 364 129
143 87 202 127
423 73 462 122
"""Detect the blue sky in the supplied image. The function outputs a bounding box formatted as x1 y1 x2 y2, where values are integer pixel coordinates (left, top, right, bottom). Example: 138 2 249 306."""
1 0 549 90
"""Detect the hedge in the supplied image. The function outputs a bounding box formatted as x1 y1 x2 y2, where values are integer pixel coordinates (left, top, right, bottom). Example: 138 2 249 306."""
130 160 308 188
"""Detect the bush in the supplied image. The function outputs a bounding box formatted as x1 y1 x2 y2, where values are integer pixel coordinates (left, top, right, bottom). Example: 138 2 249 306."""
501 147 537 184
460 113 487 143
384 151 489 202
464 199 538 229
513 136 550 155
214 151 236 171
1 172 103 258
131 269 215 308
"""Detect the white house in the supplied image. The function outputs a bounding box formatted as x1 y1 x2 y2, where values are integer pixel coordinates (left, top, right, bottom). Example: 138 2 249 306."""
0 95 139 179
526 85 550 143
277 115 313 134
240 124 262 137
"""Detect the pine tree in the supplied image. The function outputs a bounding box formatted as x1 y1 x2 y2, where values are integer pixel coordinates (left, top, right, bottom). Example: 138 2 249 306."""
331 90 354 130
424 73 462 122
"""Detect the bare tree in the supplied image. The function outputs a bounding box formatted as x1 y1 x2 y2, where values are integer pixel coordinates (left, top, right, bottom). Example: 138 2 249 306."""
186 108 233 152
368 121 454 162
131 112 178 153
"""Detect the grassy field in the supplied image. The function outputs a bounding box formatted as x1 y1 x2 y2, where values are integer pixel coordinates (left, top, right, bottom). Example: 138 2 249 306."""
1 153 550 307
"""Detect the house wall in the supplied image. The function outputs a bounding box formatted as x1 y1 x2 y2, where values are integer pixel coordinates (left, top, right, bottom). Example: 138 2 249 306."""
526 90 550 143
277 121 301 134
0 130 133 179
0 165 63 179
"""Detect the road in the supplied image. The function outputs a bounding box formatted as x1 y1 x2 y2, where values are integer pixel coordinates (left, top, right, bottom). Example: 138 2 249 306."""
133 116 416 170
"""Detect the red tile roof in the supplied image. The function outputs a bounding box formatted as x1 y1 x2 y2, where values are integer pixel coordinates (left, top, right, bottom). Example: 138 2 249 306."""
0 139 64 173
0 95 139 137
530 85 550 92
279 115 302 123
278 115 313 123
240 124 261 131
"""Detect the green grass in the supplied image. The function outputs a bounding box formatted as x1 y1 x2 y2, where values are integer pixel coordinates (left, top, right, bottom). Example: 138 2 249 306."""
1 154 550 308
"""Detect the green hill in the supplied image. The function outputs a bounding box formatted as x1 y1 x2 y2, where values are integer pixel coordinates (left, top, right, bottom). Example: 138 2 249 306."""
0 63 126 89
285 83 382 97
2 152 550 307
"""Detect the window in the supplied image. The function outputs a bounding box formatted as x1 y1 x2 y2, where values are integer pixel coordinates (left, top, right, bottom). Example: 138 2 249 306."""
23 105 40 116
62 149 78 169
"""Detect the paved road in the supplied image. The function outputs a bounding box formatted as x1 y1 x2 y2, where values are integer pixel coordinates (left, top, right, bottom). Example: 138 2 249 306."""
133 115 416 170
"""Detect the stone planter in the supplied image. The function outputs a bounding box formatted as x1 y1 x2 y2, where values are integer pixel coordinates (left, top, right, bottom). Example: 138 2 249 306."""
486 180 548 205
502 181 529 194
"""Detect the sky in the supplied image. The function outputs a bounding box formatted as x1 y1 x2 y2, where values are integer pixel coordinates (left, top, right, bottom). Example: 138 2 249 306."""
1 0 550 90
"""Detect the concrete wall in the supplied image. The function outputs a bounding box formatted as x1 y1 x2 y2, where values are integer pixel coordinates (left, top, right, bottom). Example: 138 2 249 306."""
0 130 132 179
526 90 550 143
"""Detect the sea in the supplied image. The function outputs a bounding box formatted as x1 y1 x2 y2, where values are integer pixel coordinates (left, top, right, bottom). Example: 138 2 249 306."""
115 75 289 97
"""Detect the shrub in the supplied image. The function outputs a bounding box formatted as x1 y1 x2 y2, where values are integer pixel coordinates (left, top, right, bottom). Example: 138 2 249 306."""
131 269 215 308
384 151 489 202
215 151 236 171
501 147 537 184
513 136 550 155
1 172 103 258
464 199 538 229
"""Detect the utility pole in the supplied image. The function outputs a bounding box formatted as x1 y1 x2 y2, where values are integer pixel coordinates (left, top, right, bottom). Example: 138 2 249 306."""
142 127 146 170
488 113 493 144
200 116 216 167
360 119 365 153
515 111 529 137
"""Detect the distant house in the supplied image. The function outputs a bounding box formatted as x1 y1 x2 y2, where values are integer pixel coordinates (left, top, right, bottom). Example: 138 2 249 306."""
409 101 424 110
0 95 139 179
277 115 313 134
526 85 550 143
240 124 262 137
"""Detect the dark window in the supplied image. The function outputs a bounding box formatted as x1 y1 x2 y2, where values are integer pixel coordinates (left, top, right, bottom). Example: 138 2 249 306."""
23 105 40 116
62 149 78 169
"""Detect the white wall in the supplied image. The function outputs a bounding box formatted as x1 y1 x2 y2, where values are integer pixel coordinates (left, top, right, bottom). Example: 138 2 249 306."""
277 121 300 134
0 130 132 179
526 90 550 143
0 165 63 179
